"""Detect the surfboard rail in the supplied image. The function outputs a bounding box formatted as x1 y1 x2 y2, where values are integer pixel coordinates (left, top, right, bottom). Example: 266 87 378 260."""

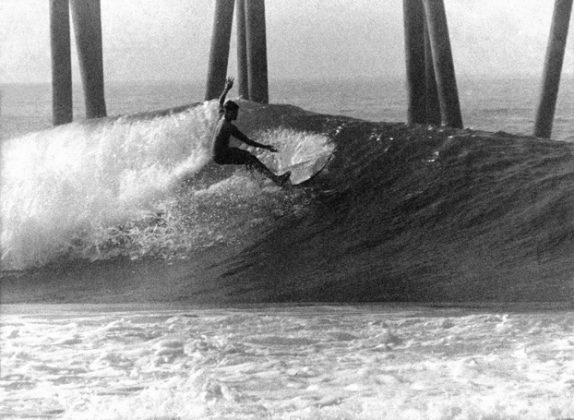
282 153 333 185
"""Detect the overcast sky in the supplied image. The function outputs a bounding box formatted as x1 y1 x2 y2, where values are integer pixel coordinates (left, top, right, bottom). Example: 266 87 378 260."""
0 0 572 83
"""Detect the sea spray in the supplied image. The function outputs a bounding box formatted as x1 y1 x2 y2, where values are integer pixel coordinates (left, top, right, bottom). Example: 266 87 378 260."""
253 127 334 171
68 173 305 264
1 101 334 270
1 102 219 269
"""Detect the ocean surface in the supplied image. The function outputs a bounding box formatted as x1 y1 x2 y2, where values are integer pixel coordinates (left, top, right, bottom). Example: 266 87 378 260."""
1 77 574 419
2 76 574 143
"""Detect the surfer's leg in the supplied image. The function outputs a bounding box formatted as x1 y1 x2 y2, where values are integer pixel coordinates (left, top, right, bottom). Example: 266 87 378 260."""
226 148 289 185
245 155 290 186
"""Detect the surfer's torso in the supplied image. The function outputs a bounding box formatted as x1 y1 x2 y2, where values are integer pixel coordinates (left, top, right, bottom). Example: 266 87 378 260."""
212 114 251 160
211 117 233 158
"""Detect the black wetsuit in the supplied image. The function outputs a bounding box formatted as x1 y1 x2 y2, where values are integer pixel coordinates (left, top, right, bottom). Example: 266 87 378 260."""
212 117 261 167
211 104 270 171
209 91 289 186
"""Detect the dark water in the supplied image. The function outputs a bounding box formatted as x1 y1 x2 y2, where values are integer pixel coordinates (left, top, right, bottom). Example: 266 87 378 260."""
2 98 573 304
207 109 574 303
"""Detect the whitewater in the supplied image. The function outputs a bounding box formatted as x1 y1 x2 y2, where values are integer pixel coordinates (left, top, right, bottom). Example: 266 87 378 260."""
1 100 335 273
1 78 574 419
2 303 573 420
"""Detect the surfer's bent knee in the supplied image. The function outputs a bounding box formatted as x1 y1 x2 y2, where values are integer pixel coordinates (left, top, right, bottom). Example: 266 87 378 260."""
213 148 257 166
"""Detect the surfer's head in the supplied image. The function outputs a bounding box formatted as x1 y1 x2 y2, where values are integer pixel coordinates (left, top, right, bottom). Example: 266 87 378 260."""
223 100 239 120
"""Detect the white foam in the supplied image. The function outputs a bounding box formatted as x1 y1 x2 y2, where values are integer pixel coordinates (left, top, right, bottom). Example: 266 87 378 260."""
1 102 218 269
1 105 335 270
253 127 334 172
1 305 572 420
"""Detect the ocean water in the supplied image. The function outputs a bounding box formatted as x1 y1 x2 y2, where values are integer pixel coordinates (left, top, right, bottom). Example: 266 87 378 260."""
1 77 574 419
2 76 573 142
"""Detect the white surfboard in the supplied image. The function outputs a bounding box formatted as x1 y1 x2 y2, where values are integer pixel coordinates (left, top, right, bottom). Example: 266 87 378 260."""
282 153 333 185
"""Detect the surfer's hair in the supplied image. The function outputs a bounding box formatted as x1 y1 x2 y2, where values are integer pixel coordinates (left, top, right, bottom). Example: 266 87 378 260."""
224 100 239 111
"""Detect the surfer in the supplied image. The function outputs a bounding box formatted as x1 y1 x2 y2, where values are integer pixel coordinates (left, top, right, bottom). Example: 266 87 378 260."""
211 77 290 186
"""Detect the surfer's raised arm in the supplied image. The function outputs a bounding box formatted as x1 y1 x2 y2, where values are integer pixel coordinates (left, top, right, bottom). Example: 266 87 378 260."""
219 77 234 111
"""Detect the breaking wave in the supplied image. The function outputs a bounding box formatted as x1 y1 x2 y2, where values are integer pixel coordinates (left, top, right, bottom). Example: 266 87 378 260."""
2 101 573 303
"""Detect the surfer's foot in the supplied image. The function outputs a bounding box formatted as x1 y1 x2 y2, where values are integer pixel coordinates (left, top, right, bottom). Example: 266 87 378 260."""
275 171 291 186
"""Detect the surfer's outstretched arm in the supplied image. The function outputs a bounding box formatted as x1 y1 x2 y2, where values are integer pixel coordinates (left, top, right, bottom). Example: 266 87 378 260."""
219 77 234 109
231 125 278 152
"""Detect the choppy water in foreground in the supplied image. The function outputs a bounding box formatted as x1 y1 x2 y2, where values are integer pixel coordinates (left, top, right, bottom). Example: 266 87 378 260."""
1 304 573 420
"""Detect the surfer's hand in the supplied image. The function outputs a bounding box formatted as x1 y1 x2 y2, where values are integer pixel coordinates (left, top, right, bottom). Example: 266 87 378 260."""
225 77 234 90
266 145 278 153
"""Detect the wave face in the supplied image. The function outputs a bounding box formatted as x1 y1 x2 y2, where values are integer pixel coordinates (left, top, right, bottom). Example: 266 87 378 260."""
2 101 574 303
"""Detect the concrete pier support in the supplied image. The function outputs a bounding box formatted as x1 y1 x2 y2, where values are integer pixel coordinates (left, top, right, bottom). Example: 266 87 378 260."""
236 0 250 99
245 0 269 103
403 0 427 125
534 0 572 138
404 0 441 126
205 0 235 101
70 0 106 119
50 0 73 125
422 0 463 128
424 23 441 126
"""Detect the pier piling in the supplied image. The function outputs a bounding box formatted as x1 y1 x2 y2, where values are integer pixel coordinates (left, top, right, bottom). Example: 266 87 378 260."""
50 0 73 125
245 0 269 104
422 0 463 129
205 0 235 101
45 1 568 140
403 0 441 126
403 0 427 125
424 22 441 126
534 0 572 139
70 0 106 119
236 0 250 99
